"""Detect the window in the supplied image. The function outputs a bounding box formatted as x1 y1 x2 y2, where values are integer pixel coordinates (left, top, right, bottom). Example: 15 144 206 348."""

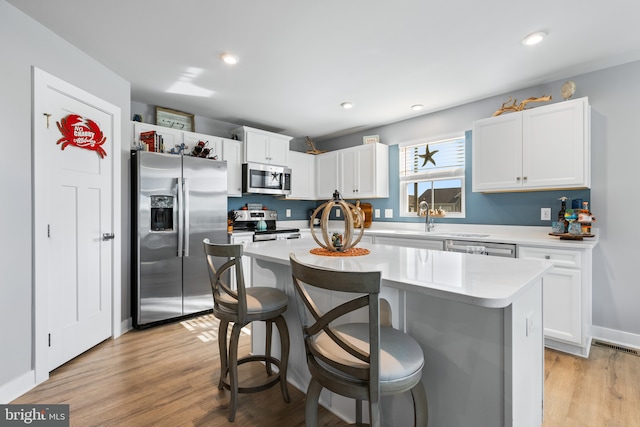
399 135 465 217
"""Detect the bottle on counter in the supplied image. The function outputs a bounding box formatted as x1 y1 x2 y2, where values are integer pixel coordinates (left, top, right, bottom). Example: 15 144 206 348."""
580 201 593 234
557 197 568 233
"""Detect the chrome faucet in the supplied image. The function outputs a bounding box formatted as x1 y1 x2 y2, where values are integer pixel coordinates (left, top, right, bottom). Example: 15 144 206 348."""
418 201 434 232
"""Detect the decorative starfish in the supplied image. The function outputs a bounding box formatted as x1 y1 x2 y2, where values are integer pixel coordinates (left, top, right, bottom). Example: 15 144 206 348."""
418 145 438 166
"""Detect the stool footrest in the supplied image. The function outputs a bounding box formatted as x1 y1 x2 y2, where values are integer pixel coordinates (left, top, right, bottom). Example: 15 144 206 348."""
219 355 284 394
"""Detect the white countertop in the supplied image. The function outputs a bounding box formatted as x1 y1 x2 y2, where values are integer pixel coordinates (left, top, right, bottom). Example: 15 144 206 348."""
287 222 599 249
242 238 552 308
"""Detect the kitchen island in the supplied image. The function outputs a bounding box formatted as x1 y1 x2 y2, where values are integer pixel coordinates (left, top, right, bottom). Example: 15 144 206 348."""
243 238 552 426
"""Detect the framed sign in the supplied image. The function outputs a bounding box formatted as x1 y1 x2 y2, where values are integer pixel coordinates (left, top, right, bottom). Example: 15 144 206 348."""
155 106 195 132
363 135 379 145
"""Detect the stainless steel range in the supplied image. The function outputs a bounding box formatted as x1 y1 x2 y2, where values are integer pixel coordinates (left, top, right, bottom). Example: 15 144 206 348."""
232 209 301 241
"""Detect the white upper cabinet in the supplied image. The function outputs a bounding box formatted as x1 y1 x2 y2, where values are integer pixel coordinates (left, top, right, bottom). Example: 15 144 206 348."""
233 126 292 166
339 143 389 199
132 122 184 152
287 151 316 200
315 151 339 200
132 122 242 197
183 132 222 159
472 97 590 192
222 138 242 197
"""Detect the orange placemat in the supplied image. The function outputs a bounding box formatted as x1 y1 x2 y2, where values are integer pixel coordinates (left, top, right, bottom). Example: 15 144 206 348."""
310 247 370 257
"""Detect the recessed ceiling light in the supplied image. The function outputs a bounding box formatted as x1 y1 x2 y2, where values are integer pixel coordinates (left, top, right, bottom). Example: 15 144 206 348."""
341 102 353 109
221 53 239 65
411 104 424 111
522 31 546 46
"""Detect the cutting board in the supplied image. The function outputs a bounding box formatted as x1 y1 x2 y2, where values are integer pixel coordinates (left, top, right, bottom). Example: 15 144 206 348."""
360 202 373 228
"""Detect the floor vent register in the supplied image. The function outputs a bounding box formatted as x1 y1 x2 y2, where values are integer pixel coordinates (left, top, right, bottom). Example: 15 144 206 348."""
593 340 640 357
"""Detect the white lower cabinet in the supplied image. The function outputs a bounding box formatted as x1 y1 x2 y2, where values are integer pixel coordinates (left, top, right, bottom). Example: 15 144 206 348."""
518 245 592 357
373 236 443 251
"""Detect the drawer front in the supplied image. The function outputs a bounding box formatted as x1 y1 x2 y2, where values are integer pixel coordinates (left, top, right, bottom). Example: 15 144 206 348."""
518 246 582 269
374 236 443 251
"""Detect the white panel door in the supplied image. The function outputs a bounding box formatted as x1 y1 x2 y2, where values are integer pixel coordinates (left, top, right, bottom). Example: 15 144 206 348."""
522 97 587 189
34 69 117 372
472 113 523 192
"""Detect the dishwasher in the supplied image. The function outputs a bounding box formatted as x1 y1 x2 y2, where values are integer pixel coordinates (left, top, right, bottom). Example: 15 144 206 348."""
444 239 517 257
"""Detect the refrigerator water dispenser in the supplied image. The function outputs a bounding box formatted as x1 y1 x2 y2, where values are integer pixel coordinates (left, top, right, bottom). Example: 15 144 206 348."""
150 195 174 231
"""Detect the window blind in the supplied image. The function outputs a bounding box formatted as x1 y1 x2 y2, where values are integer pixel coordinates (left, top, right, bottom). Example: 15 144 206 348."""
400 137 465 178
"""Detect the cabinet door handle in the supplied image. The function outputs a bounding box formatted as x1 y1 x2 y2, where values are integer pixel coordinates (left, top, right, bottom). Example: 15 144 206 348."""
516 177 521 181
545 255 550 259
523 176 528 181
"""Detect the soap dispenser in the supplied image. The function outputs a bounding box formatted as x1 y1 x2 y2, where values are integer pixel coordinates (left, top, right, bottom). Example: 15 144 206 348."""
557 196 568 233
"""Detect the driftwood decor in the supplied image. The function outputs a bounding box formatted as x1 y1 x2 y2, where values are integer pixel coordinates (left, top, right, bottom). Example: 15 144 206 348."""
492 94 552 116
305 136 326 154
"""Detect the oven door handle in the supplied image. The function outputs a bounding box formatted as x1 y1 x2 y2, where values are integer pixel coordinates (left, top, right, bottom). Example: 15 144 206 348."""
253 234 277 242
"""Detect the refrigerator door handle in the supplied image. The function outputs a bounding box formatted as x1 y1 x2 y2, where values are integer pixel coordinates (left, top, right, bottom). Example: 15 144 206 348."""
183 177 190 257
177 177 184 257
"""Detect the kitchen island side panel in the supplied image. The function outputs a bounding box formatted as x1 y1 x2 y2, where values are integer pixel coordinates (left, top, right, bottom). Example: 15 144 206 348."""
247 253 544 427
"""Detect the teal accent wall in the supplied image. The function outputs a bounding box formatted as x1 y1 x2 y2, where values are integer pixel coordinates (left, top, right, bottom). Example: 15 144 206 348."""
230 131 590 225
228 194 318 220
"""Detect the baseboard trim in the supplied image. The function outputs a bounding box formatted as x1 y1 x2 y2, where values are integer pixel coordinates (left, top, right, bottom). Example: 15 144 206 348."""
592 325 640 351
118 317 133 337
0 371 36 404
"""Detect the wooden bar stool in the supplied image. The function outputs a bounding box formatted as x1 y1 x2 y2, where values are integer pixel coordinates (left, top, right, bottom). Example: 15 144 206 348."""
203 239 290 421
290 254 428 426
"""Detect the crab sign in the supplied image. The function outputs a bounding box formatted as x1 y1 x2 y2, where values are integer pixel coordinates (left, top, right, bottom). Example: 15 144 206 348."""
56 114 107 158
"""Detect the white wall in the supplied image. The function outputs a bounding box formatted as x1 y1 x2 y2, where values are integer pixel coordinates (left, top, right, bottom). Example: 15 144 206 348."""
322 63 640 343
0 0 130 400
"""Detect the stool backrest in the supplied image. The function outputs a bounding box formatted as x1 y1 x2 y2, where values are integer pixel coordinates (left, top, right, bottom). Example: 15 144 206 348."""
203 239 248 323
289 253 382 395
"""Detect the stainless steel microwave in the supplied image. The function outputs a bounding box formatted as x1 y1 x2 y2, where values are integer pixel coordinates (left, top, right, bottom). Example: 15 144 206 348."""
242 163 291 195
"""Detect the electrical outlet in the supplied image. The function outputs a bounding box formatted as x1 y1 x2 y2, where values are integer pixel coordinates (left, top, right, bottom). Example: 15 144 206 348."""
540 208 551 221
374 209 381 218
335 208 341 218
285 208 291 218
384 209 393 218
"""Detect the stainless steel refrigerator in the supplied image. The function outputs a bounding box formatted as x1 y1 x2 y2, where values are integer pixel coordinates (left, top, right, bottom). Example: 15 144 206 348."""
131 150 227 328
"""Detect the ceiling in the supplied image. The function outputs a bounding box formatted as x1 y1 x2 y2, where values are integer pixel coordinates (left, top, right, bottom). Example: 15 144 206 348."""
8 0 640 140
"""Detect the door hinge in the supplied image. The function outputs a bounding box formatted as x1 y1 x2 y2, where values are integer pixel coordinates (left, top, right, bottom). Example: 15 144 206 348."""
48 333 51 347
47 224 50 238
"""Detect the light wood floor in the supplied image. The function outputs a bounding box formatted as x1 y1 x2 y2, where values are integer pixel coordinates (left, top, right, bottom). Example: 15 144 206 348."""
12 314 640 426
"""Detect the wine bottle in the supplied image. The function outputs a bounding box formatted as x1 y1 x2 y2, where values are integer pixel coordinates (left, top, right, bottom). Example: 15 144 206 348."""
558 197 568 233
